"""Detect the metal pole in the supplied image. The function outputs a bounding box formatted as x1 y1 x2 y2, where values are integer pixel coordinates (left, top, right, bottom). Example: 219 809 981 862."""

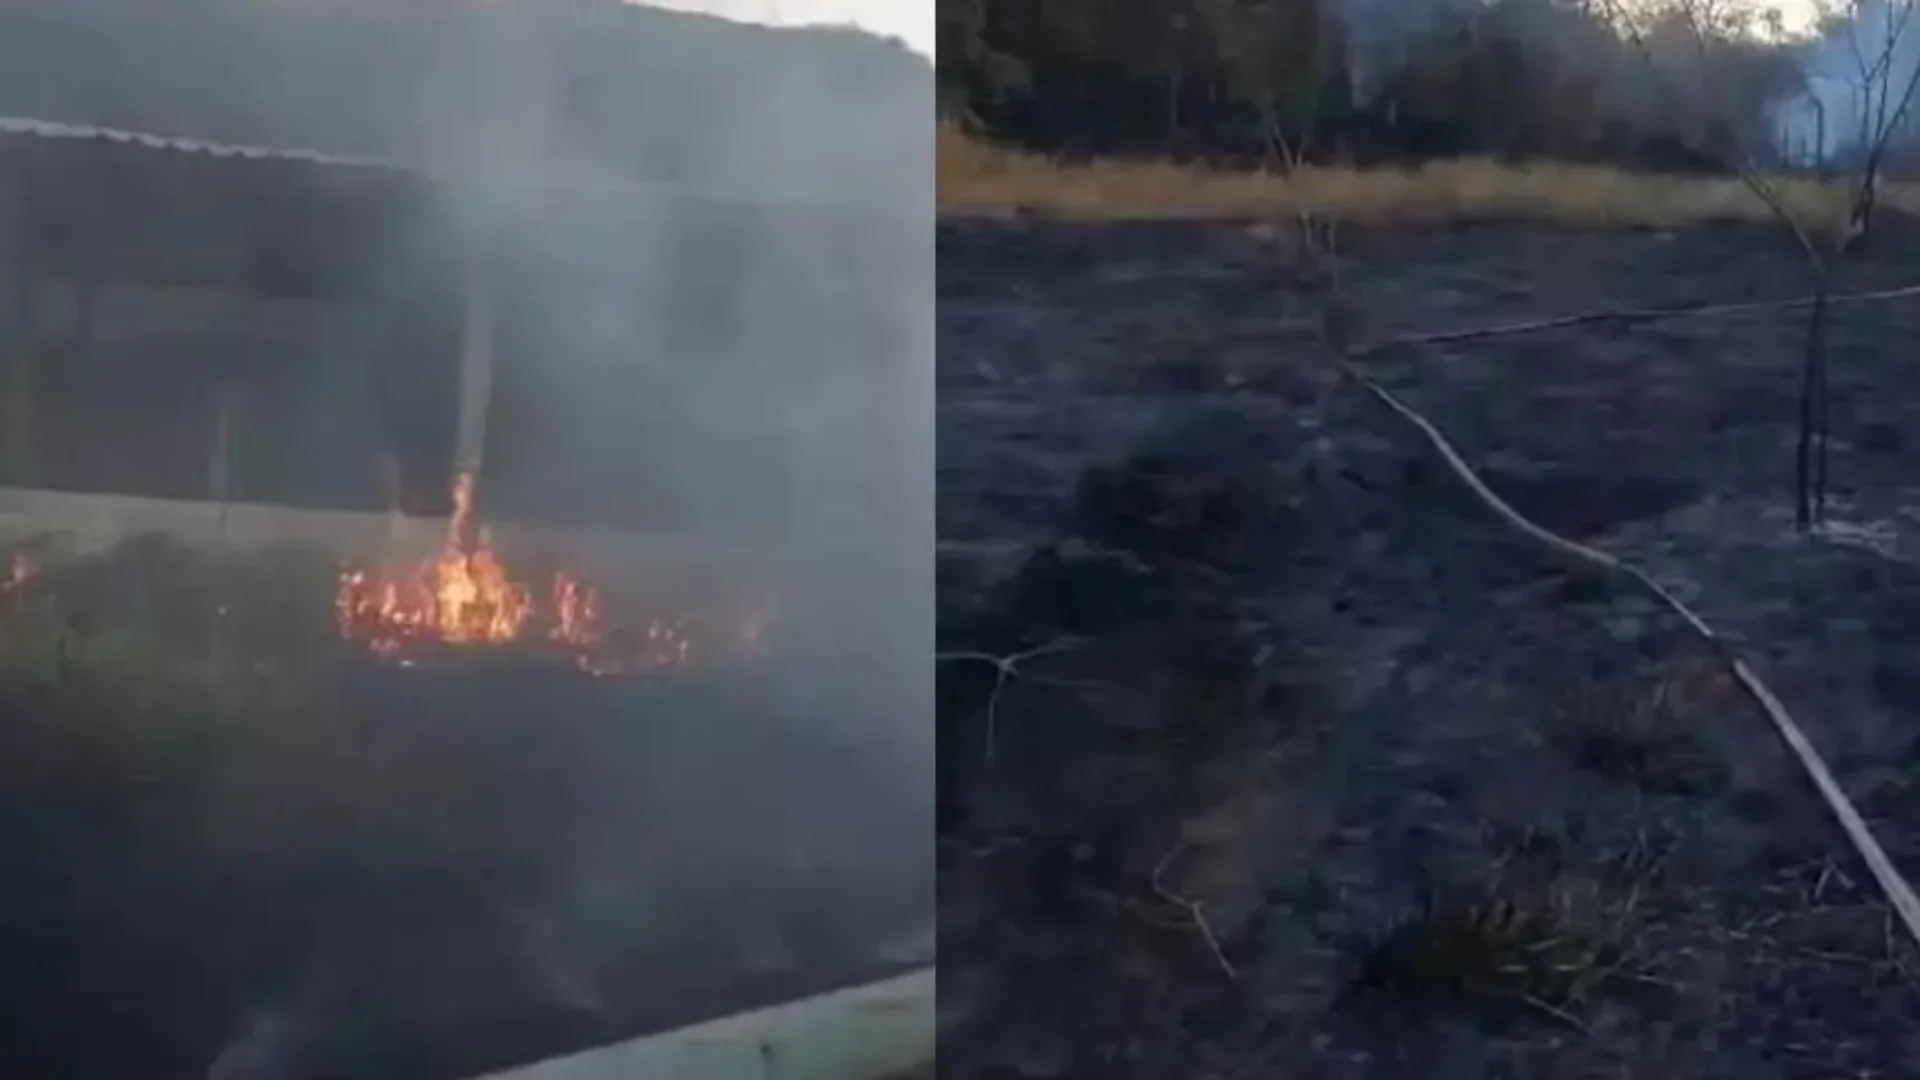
0 168 31 488
1814 96 1828 174
453 228 495 483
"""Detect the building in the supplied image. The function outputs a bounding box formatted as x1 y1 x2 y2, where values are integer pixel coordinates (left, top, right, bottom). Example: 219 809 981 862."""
0 114 912 556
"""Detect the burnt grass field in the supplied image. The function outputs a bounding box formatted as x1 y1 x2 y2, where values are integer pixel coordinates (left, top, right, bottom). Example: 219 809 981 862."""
937 218 1920 1079
0 536 931 1080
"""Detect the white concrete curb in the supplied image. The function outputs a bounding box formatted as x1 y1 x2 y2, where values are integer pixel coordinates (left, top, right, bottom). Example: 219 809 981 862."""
469 968 934 1080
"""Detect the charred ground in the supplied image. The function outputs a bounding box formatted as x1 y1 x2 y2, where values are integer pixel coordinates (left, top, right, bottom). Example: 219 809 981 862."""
938 217 1920 1078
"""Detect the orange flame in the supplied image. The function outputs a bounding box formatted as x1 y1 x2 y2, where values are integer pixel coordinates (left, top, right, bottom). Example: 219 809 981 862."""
337 474 543 655
335 473 755 675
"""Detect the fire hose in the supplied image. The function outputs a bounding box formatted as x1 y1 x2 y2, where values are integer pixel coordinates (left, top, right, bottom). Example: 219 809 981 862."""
1326 346 1920 947
471 283 1920 1076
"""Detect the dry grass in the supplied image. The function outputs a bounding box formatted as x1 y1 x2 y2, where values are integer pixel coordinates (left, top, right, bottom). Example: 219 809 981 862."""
0 539 536 865
1353 871 1663 1028
939 122 1920 229
1545 673 1730 798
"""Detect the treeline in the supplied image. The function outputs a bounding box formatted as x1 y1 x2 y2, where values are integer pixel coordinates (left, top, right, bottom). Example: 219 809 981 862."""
939 0 1810 171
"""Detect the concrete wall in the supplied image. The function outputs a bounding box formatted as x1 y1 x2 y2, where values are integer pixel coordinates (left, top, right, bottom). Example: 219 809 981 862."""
13 279 417 509
0 485 776 605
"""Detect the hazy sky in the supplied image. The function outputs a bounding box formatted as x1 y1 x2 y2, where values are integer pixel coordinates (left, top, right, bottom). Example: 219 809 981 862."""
634 0 932 56
638 0 1841 55
1773 0 1825 37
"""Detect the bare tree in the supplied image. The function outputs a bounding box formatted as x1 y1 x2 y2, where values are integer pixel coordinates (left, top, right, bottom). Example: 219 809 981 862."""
1198 0 1347 305
1815 0 1920 232
1196 0 1340 169
1264 3 1920 965
1604 0 1920 531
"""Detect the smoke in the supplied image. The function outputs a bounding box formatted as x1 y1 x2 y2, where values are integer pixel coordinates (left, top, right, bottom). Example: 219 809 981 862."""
1328 0 1661 124
419 0 935 748
207 1008 311 1080
175 3 934 1076
429 0 937 1034
1325 0 1840 168
1772 0 1920 164
1334 0 1482 98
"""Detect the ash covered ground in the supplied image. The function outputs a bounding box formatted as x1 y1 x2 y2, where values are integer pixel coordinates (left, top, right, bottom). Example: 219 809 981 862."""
937 218 1920 1079
0 536 930 1080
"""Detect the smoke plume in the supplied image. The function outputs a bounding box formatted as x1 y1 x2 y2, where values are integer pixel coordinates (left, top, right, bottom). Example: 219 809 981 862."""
1773 0 1920 165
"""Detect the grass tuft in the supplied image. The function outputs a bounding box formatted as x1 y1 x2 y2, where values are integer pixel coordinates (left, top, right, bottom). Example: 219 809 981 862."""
1353 872 1658 1028
1547 673 1730 798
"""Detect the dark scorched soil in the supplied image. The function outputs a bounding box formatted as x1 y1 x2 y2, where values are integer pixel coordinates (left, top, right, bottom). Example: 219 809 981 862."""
937 218 1920 1080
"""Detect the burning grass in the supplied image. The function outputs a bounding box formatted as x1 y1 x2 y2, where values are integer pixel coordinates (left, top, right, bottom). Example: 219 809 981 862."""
0 533 921 1079
0 537 544 876
335 473 765 676
1351 872 1667 1029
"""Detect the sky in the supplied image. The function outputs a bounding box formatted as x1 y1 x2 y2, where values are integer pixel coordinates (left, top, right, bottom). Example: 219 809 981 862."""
1772 0 1828 38
637 0 1844 56
633 0 932 56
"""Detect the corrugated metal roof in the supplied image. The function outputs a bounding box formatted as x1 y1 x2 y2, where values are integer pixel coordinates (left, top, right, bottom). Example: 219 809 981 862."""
0 115 415 173
0 115 899 216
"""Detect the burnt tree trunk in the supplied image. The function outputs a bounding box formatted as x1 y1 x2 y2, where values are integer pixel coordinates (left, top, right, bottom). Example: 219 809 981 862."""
1795 281 1832 530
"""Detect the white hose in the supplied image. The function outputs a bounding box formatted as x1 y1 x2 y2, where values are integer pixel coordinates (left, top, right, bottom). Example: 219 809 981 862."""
1332 354 1920 947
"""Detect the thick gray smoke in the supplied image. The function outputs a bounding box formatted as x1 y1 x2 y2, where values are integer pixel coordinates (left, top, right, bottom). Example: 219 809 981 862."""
427 1 935 759
160 3 935 1076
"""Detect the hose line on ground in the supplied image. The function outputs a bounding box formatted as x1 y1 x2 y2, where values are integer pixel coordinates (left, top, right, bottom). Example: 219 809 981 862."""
1327 349 1920 949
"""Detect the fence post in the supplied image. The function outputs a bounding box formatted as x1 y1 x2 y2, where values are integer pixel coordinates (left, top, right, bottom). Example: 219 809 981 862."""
0 167 34 490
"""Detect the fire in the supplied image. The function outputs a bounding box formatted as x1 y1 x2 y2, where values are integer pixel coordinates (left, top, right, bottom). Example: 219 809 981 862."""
335 473 724 675
5 552 31 591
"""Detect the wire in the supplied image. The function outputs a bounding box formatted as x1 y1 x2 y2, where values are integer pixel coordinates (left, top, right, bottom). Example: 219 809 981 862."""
1352 281 1920 357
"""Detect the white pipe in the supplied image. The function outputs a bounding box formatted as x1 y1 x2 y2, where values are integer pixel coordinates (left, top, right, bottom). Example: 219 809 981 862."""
469 967 934 1080
454 244 496 480
1331 350 1920 948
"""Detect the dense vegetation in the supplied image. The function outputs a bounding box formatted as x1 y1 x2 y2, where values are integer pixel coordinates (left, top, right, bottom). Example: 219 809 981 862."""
939 0 1833 171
